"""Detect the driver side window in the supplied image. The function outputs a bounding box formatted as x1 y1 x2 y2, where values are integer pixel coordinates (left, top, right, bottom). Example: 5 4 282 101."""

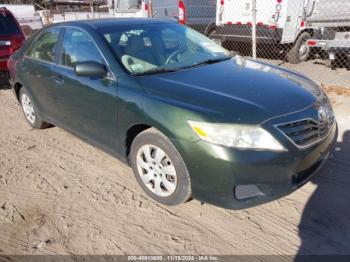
61 28 104 68
27 28 60 63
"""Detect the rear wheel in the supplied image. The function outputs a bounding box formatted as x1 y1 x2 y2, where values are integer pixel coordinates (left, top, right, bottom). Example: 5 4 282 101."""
287 32 312 64
209 29 223 46
204 23 216 37
19 87 50 129
130 128 191 206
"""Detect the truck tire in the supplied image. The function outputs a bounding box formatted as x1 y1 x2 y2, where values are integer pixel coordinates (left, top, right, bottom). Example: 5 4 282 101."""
208 28 217 39
287 32 312 64
208 29 224 46
204 23 216 37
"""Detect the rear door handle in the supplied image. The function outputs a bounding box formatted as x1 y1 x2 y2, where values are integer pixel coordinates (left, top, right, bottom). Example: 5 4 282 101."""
54 75 64 85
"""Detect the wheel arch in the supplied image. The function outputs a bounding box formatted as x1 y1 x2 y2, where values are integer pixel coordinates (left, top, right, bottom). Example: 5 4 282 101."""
295 29 315 43
13 82 23 101
125 123 152 160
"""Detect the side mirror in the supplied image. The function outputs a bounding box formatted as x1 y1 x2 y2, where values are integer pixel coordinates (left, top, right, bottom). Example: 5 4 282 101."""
74 61 107 78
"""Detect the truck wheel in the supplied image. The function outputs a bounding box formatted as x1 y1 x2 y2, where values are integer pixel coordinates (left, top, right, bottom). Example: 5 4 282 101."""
204 23 216 37
287 32 312 64
208 29 217 38
130 128 192 206
209 29 223 46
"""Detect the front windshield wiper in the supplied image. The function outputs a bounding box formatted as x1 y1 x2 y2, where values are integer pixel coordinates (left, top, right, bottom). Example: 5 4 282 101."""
133 55 233 76
184 56 231 69
134 67 180 76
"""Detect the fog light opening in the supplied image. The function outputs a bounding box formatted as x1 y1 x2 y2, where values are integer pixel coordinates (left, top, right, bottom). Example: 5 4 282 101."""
234 185 264 200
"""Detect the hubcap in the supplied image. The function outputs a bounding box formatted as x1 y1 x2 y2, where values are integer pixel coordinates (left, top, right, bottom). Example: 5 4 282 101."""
136 145 177 197
299 42 310 60
21 94 36 124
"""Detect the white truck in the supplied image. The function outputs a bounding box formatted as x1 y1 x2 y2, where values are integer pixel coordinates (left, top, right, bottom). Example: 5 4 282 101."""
210 0 350 64
306 0 350 68
109 0 216 35
0 4 43 37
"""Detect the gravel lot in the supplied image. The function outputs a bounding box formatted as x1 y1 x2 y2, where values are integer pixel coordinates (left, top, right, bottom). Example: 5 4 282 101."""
0 79 350 256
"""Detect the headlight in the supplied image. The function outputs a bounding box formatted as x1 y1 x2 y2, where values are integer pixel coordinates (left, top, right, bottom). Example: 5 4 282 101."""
188 121 286 151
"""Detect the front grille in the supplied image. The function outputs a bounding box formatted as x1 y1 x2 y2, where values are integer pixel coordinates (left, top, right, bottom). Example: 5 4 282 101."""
277 118 333 147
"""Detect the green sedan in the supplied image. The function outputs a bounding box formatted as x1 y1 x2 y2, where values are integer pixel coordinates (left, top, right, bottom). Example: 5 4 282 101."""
8 19 337 209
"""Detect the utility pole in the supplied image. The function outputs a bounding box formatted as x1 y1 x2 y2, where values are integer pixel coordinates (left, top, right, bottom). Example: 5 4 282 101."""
252 0 257 60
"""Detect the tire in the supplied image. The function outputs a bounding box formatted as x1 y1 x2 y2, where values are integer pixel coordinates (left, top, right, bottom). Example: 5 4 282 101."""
209 29 226 48
130 128 192 206
208 29 216 38
286 32 312 64
19 87 50 129
204 23 216 37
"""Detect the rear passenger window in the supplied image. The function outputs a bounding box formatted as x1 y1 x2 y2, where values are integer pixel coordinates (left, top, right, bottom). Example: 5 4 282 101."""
27 29 60 63
0 13 20 36
61 28 104 68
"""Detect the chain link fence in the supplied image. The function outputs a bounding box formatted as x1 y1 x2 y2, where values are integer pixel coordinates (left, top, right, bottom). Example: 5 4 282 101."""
3 0 349 88
149 0 350 88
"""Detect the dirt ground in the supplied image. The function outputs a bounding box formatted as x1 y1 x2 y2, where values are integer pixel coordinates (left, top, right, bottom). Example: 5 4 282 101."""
0 83 350 256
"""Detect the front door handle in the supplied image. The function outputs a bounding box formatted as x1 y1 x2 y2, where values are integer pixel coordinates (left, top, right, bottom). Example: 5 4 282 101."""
54 75 64 85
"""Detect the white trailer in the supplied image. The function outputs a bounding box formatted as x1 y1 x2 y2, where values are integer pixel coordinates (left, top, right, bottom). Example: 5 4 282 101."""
109 0 216 35
306 0 350 68
108 0 149 18
210 0 350 64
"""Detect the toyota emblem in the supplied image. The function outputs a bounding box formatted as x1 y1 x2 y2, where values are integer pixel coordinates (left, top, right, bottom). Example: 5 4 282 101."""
318 106 328 122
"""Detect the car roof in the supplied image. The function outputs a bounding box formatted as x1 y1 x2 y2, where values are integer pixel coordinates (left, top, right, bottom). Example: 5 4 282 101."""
52 18 177 30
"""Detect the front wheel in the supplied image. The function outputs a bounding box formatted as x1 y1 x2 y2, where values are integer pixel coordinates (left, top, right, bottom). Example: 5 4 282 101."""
286 32 312 64
130 128 192 206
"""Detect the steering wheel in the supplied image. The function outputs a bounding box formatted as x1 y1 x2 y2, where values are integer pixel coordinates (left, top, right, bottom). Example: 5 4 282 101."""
165 50 186 65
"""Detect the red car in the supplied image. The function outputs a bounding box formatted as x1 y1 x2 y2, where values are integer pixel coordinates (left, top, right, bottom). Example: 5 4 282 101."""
0 7 25 78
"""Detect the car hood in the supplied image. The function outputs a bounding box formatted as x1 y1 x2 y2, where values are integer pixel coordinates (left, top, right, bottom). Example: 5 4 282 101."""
137 57 324 124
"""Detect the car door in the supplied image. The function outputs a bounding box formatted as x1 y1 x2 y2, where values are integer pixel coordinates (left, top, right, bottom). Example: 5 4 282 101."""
52 27 119 153
22 28 62 120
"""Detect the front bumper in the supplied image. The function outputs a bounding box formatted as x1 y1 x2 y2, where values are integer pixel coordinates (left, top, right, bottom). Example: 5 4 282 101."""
175 117 337 210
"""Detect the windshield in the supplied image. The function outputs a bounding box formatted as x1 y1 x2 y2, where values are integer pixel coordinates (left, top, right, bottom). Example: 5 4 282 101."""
0 12 20 36
101 23 230 75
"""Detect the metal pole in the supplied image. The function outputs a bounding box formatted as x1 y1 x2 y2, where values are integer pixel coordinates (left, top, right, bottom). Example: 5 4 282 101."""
148 0 153 18
90 3 94 19
252 0 257 60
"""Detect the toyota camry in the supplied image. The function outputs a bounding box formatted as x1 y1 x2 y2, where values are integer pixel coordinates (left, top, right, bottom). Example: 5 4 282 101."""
8 19 337 209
